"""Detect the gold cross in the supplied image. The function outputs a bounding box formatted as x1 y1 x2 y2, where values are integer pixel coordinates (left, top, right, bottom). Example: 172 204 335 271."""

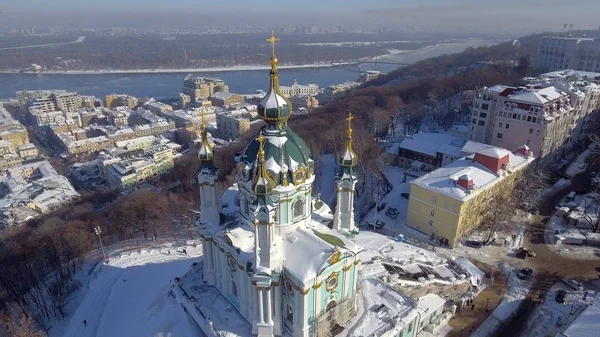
346 112 354 130
266 30 279 57
257 131 266 161
256 131 265 146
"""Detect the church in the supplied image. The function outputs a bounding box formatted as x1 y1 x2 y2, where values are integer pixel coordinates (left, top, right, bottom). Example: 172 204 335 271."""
196 32 363 337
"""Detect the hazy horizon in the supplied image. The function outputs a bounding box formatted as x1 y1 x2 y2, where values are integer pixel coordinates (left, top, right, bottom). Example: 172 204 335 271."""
1 0 598 34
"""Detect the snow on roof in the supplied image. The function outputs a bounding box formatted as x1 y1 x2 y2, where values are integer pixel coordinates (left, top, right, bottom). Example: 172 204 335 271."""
437 144 463 157
476 146 510 159
411 151 533 202
281 226 334 283
508 86 565 105
487 85 509 93
453 257 485 287
350 278 417 337
562 299 600 337
399 133 460 157
210 91 237 100
417 293 446 312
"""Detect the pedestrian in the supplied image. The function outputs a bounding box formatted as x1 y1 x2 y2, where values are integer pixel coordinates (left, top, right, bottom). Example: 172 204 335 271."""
83 320 87 327
471 304 475 310
168 250 171 255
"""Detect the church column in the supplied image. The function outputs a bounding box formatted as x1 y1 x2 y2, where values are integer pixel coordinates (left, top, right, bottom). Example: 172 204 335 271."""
265 287 273 325
314 281 322 316
273 284 282 335
343 264 351 297
258 288 265 324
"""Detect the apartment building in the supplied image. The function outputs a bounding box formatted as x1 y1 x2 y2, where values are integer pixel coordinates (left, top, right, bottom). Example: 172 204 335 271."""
469 77 600 163
105 94 138 110
183 76 229 103
279 80 319 97
536 36 600 72
289 95 319 110
216 110 251 140
318 81 361 105
0 104 30 147
209 92 245 107
407 145 534 248
103 145 176 190
144 102 173 115
17 90 84 114
107 108 130 127
361 70 383 82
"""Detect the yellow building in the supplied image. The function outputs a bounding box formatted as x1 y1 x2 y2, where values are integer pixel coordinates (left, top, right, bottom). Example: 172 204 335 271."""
407 145 534 248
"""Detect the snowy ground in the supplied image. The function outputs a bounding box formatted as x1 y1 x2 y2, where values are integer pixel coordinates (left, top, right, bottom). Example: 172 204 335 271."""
52 245 202 337
471 262 530 337
519 281 598 337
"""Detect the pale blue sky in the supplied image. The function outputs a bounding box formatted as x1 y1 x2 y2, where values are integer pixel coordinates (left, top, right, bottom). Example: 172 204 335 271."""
1 0 598 32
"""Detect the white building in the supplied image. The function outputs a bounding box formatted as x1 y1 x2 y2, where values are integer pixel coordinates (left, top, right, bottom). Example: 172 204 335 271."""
279 80 319 97
536 36 600 73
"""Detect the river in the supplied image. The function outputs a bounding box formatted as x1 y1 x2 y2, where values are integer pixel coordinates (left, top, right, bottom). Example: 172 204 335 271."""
0 39 501 100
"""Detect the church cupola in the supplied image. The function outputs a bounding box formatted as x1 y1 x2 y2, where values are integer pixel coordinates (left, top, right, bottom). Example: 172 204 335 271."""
333 113 359 233
339 113 358 168
258 31 292 130
252 132 276 196
198 113 215 170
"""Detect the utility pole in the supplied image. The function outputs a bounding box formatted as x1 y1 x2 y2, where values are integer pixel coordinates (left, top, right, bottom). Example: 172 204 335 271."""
95 226 106 261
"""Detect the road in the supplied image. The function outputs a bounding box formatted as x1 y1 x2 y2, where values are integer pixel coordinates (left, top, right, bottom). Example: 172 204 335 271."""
0 36 85 51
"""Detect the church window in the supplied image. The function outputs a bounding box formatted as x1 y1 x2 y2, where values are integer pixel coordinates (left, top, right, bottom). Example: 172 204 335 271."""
231 279 238 297
286 304 294 323
326 301 337 321
293 199 304 218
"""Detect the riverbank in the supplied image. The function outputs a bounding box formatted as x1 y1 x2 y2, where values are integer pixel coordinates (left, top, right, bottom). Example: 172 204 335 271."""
0 62 350 75
0 39 502 76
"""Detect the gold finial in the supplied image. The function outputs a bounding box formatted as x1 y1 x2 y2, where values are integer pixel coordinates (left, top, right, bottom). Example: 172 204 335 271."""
340 112 357 167
346 112 354 138
266 30 279 58
257 131 266 162
200 109 207 133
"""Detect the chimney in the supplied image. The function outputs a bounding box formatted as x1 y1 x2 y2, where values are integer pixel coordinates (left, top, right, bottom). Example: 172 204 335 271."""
457 174 473 190
473 149 510 174
516 144 530 157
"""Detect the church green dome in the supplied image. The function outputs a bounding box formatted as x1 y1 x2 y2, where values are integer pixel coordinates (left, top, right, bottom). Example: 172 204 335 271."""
239 125 314 188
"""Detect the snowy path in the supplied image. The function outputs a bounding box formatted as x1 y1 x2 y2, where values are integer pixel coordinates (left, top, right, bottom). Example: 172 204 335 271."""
54 247 202 337
62 267 124 337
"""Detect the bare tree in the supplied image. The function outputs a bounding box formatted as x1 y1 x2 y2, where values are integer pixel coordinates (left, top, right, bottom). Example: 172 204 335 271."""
581 191 600 233
481 194 515 244
514 166 551 212
2 313 44 337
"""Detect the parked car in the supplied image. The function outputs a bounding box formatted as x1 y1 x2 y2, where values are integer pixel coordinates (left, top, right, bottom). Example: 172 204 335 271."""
385 207 399 219
373 220 386 230
464 240 483 249
516 247 536 259
401 193 410 199
517 267 534 280
556 289 567 304
377 202 388 212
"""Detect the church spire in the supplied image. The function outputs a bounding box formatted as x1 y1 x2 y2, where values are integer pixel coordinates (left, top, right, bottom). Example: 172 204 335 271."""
253 131 275 195
258 31 292 127
198 111 214 162
339 112 358 167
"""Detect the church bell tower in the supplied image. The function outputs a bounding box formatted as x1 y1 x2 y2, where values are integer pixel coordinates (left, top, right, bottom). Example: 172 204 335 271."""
333 113 358 233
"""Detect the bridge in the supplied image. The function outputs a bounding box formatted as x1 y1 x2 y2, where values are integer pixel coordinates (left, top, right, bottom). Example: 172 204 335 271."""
327 55 411 72
0 36 85 51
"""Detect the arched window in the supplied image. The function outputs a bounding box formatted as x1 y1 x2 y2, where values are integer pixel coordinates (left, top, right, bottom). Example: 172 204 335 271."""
293 199 304 218
326 301 336 321
231 279 238 297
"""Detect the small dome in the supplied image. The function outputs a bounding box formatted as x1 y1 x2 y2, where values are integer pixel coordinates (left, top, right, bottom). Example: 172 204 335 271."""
258 89 291 122
240 126 313 187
